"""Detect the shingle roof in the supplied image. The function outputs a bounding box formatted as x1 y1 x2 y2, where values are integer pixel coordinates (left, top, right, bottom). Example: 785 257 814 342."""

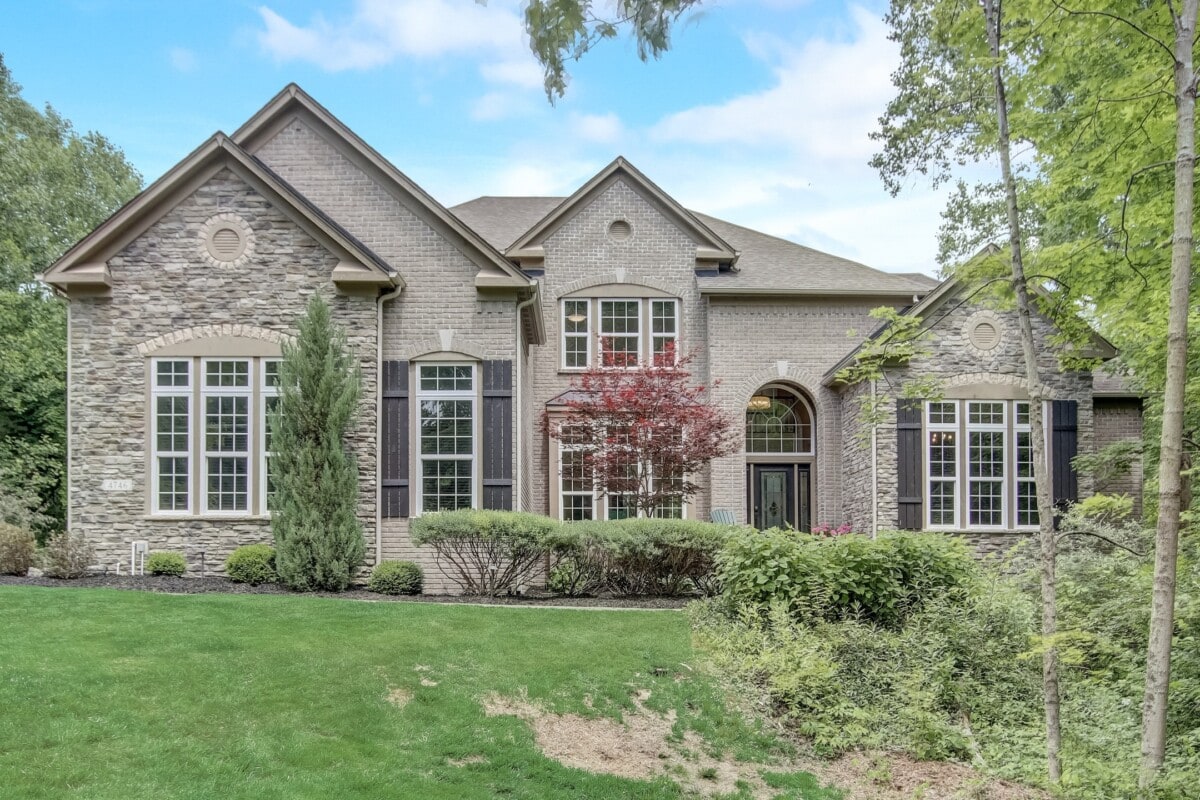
450 196 937 296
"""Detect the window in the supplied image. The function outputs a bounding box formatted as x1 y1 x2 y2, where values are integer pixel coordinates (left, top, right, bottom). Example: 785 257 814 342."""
555 423 684 521
745 387 813 454
417 364 476 512
560 298 679 369
150 356 279 516
924 399 1042 530
261 360 281 512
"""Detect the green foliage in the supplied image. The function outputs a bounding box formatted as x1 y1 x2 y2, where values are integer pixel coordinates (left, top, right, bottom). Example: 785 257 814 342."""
367 560 423 595
717 529 978 628
269 295 364 592
39 530 93 578
224 544 277 585
546 518 733 596
0 522 35 575
523 1 701 101
411 509 558 595
146 552 186 577
0 56 140 537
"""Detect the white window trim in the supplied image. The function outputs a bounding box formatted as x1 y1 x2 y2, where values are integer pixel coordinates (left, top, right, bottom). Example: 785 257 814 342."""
965 401 1007 530
414 363 478 515
557 433 597 521
561 299 592 371
259 359 281 516
599 297 642 369
200 357 253 516
150 358 193 516
1011 401 1044 531
650 298 679 366
925 400 959 530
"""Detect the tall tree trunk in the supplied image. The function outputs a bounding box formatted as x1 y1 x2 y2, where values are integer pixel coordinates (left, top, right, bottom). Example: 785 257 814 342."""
981 0 1062 783
1140 0 1197 786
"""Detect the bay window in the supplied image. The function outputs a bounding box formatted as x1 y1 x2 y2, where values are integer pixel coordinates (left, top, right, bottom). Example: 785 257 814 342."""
554 423 684 521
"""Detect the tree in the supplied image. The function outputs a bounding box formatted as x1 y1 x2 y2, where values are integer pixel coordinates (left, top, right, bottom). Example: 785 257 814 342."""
546 344 735 518
873 0 1064 780
523 0 701 100
0 54 141 536
269 294 365 592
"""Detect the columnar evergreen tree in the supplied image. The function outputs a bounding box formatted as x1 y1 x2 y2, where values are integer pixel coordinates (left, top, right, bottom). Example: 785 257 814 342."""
270 294 365 592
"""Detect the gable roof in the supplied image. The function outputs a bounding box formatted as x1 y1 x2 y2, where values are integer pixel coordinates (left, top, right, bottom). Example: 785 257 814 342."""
821 271 1119 386
451 196 937 297
503 157 739 264
41 133 398 294
232 83 534 292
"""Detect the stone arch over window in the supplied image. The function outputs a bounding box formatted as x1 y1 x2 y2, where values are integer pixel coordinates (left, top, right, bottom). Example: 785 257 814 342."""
136 324 287 357
745 384 815 455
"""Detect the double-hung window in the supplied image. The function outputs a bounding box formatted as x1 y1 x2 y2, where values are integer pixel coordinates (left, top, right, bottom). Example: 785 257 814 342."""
924 399 1040 530
554 423 684 521
417 364 476 512
150 355 280 516
560 297 679 369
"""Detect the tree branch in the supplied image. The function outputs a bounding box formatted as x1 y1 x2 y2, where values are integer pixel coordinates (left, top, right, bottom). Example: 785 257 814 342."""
1051 1 1175 62
1056 530 1148 557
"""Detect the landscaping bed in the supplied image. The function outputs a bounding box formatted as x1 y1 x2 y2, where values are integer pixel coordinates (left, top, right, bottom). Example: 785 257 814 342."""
0 573 690 608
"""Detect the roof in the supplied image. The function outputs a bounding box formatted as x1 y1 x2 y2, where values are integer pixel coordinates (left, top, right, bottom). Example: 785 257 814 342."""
451 196 938 297
42 133 398 293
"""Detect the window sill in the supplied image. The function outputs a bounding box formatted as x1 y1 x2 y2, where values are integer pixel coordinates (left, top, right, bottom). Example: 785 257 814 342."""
143 514 271 522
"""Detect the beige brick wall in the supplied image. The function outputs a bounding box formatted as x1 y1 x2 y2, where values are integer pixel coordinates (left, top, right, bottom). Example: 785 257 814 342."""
1093 398 1144 517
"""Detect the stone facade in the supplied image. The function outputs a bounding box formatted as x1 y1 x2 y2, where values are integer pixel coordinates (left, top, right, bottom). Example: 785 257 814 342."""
53 86 1143 592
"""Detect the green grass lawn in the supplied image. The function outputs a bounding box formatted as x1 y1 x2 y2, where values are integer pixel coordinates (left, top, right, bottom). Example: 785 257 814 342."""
0 587 836 800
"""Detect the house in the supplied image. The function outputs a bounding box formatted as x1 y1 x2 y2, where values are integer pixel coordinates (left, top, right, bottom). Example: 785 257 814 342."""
41 85 1143 590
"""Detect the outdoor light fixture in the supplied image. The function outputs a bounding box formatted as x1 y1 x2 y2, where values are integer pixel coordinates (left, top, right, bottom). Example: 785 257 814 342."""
566 312 587 323
747 395 772 412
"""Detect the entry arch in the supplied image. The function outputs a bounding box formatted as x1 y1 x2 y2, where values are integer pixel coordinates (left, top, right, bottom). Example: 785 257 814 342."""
745 382 815 531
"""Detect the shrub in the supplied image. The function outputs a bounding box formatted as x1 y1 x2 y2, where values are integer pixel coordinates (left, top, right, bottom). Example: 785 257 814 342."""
367 560 423 595
545 518 735 596
146 551 186 576
412 509 558 595
40 531 94 578
0 522 36 575
225 544 277 585
717 529 977 627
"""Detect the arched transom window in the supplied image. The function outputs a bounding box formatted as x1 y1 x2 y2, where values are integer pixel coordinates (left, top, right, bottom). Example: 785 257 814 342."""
745 386 813 454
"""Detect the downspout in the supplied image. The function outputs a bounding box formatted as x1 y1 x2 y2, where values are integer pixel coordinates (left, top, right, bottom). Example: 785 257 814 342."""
375 282 403 566
65 298 72 534
513 282 539 512
871 378 878 538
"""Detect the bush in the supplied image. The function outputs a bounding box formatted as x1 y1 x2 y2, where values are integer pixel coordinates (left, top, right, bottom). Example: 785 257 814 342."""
546 518 735 596
40 531 94 578
412 509 557 595
225 544 277 585
717 529 977 627
0 522 36 575
146 551 186 576
367 560 423 595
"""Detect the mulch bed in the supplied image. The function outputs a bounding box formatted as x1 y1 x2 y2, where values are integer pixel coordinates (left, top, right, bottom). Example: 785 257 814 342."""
0 574 690 609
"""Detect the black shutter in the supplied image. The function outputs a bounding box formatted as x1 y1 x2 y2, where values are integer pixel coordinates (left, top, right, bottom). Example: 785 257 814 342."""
481 360 514 510
381 360 409 518
896 398 924 530
1052 399 1079 506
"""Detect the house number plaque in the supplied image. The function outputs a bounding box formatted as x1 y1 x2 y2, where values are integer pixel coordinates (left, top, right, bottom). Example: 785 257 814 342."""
101 479 133 492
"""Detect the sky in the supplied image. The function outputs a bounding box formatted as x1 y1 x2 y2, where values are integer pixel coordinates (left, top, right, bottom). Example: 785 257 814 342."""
2 0 955 275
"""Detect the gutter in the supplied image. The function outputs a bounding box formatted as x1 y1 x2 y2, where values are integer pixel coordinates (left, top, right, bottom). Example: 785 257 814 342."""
375 281 403 565
513 282 540 512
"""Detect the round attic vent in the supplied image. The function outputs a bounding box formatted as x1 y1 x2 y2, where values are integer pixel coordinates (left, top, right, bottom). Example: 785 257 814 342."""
200 214 254 268
970 320 1000 351
608 219 632 241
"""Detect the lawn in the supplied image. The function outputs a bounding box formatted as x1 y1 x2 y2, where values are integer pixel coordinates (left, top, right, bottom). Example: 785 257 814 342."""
0 587 836 800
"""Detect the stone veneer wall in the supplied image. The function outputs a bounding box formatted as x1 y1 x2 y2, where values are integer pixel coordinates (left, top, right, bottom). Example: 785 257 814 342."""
1093 398 1144 517
706 297 907 526
527 178 708 520
253 120 520 593
69 168 378 575
843 288 1095 535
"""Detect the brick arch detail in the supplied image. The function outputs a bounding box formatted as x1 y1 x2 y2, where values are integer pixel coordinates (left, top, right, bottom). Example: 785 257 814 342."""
554 272 681 299
136 323 289 355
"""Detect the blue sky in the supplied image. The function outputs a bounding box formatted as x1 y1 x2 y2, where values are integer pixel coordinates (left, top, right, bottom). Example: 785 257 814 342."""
3 0 952 274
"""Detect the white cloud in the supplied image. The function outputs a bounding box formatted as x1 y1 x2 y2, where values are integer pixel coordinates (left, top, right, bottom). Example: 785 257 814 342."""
471 91 523 122
651 5 897 161
256 0 542 88
168 47 198 73
569 112 624 144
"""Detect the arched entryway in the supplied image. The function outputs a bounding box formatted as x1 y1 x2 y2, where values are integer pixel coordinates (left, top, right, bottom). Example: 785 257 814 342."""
744 384 814 531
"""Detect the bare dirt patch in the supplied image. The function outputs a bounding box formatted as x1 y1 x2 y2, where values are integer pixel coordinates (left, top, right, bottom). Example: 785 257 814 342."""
447 755 488 767
795 751 1047 800
482 690 772 798
385 686 412 709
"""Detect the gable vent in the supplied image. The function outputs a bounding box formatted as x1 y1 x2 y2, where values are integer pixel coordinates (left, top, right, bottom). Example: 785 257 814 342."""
608 219 632 241
208 227 244 261
970 321 1000 351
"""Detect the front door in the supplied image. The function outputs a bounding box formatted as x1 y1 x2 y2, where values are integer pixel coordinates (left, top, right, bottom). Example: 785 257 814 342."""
749 464 810 531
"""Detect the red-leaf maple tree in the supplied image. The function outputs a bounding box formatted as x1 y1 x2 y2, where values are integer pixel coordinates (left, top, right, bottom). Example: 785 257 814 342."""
546 342 736 517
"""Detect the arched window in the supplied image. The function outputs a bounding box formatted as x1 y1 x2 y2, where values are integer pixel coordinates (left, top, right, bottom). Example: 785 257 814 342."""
745 385 813 454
